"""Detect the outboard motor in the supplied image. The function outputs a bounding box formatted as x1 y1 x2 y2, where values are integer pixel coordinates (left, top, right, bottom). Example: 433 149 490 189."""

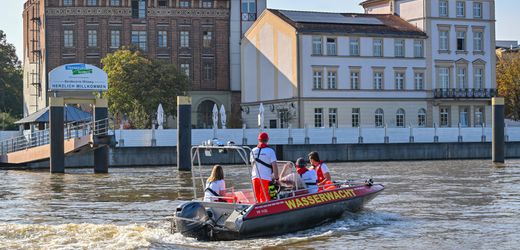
174 202 211 240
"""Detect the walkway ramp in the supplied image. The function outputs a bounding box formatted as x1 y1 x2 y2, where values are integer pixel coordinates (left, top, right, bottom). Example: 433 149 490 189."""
0 119 113 165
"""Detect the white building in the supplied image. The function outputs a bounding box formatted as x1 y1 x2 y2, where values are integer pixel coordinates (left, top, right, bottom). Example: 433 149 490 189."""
361 0 496 128
241 0 496 129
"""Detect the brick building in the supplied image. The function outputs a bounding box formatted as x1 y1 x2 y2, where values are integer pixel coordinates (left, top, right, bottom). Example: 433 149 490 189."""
22 0 266 128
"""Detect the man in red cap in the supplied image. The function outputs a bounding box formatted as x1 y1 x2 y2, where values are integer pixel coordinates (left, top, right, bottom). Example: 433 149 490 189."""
250 132 279 203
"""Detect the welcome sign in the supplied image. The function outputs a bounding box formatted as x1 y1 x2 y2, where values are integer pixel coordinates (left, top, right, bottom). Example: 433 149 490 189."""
49 63 108 91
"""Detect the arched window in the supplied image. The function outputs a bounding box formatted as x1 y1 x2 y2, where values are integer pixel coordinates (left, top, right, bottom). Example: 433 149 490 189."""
418 108 426 127
396 108 405 127
375 108 384 128
197 100 217 129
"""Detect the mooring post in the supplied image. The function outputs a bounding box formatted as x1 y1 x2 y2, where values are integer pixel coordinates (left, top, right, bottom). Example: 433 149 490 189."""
49 97 65 173
177 96 192 171
492 97 505 163
94 98 109 173
304 124 310 144
242 124 247 145
384 124 389 144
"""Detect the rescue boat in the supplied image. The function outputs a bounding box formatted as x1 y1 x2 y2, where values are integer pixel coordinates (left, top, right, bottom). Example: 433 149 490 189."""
172 144 384 241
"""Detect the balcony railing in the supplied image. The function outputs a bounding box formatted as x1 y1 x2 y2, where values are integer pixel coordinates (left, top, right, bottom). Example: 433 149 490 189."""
433 88 496 99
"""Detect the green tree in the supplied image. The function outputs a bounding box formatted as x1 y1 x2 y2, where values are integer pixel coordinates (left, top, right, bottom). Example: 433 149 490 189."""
497 53 520 120
102 48 189 128
0 30 23 130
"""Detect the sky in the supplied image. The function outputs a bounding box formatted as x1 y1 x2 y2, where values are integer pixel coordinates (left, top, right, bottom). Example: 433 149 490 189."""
1 0 519 60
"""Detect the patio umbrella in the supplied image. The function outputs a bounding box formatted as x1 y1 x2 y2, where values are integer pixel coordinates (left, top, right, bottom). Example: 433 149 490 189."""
258 103 265 129
212 104 219 129
157 103 164 130
220 104 227 129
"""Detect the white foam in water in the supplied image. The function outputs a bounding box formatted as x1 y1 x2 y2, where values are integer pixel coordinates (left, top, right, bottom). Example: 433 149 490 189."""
0 212 406 249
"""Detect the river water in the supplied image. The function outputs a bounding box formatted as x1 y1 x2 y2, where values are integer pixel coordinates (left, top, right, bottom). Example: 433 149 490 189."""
1 160 519 249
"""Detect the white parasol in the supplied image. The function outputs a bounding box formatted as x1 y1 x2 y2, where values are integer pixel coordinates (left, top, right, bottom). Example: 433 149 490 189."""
258 103 265 129
157 103 164 130
220 104 227 129
212 104 219 129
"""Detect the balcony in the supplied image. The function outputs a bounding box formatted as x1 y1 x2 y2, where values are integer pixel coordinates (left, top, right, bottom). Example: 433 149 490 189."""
433 88 496 99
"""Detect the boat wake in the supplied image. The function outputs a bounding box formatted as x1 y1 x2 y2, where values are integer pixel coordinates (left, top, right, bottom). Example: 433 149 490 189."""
0 211 406 249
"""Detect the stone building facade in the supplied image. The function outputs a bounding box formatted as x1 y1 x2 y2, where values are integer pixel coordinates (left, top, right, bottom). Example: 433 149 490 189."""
22 0 266 128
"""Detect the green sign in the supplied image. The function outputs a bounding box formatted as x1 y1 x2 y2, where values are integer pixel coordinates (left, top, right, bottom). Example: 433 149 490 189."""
72 69 93 75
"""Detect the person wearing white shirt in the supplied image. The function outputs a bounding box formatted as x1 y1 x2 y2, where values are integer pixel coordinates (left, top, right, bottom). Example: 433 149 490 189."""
308 151 333 188
250 132 279 203
204 165 226 202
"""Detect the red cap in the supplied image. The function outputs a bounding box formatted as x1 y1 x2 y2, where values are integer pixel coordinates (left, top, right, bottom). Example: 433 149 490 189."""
258 132 269 141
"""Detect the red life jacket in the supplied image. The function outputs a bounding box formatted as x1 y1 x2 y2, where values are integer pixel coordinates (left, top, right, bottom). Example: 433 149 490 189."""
314 161 325 183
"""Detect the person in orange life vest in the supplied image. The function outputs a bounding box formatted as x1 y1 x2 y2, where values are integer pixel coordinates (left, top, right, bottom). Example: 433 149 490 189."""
308 151 334 189
250 132 279 203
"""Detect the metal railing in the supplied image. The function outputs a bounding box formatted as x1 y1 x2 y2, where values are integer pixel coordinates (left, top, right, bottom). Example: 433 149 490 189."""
433 88 496 99
0 118 114 155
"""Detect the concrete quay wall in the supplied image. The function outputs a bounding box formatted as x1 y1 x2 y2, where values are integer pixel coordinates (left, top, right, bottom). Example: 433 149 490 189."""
21 142 520 169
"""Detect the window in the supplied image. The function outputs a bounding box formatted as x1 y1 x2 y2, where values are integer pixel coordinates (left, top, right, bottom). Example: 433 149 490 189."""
179 0 190 8
202 0 213 8
396 109 405 128
110 0 120 6
312 37 322 55
203 31 212 48
439 67 450 89
457 31 466 51
203 63 213 80
242 0 256 13
314 108 323 128
313 70 323 89
414 40 423 57
456 67 466 89
350 38 360 56
64 30 73 48
329 108 338 128
87 30 97 47
456 1 465 17
473 31 483 52
439 0 448 16
395 39 405 57
326 38 336 56
414 72 424 90
158 31 167 48
131 31 147 51
87 0 97 6
473 2 482 18
327 71 337 89
474 68 484 89
439 30 449 51
374 72 383 90
110 30 120 48
180 31 189 48
63 0 73 6
352 108 360 127
350 71 360 89
440 107 449 127
459 107 469 127
132 0 147 18
158 0 167 7
373 38 383 57
375 108 384 128
474 107 484 127
180 63 190 78
395 72 405 90
418 109 426 127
